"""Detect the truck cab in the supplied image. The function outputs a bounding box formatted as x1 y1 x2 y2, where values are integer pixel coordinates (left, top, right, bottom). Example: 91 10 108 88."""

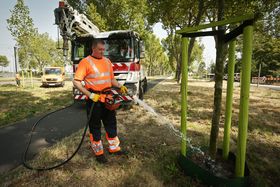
41 67 65 87
71 30 147 100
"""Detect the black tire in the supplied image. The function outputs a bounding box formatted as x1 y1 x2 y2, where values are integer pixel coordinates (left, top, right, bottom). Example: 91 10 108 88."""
138 82 143 100
143 78 147 93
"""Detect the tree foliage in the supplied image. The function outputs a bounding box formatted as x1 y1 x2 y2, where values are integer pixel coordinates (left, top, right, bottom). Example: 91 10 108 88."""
0 55 9 68
144 33 169 75
224 2 280 77
162 35 204 74
7 0 66 72
161 34 181 73
252 32 280 77
84 0 149 37
18 32 65 72
6 0 35 44
148 0 206 81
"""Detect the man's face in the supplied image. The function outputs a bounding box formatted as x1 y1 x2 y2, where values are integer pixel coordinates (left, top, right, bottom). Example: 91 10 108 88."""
92 43 105 58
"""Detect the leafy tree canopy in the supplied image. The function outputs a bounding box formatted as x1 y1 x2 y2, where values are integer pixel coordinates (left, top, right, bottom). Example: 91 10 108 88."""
0 55 9 67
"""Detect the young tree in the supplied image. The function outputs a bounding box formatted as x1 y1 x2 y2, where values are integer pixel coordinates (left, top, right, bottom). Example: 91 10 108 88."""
7 0 36 70
7 0 35 44
7 0 65 72
207 0 280 157
208 0 226 158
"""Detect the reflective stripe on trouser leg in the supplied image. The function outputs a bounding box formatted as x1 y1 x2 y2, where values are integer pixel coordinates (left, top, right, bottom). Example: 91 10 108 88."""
106 133 121 153
90 134 104 156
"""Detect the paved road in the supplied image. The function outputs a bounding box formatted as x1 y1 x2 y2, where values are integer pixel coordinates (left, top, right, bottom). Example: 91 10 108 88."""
146 77 166 90
0 103 86 174
251 83 280 91
0 79 41 86
0 77 166 174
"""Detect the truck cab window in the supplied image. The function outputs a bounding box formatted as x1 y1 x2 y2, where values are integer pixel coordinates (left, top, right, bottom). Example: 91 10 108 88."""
103 39 134 62
134 39 139 59
74 43 85 61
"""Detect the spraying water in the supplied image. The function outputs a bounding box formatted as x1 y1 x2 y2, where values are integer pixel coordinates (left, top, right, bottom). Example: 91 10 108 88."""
134 96 204 155
134 96 222 174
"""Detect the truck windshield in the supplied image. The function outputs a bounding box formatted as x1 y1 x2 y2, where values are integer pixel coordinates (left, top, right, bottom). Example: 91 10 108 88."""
104 39 134 62
45 68 61 75
72 38 135 63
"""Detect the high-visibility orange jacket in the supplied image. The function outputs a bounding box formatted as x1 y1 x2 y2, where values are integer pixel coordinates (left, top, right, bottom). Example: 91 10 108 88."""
74 55 115 102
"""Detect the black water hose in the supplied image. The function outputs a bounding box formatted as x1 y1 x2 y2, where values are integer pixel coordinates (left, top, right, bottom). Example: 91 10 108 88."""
22 102 95 171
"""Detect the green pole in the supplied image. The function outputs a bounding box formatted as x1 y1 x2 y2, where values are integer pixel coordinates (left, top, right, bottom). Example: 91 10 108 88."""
223 40 236 160
235 24 253 177
181 37 189 156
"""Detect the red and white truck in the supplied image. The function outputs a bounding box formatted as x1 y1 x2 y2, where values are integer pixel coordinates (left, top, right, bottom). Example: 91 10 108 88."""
54 0 147 101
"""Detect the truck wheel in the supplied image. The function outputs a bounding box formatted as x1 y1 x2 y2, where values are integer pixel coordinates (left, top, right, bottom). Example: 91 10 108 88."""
143 78 147 93
138 82 143 100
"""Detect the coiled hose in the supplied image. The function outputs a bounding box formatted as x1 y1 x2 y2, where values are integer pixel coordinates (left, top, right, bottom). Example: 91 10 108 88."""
22 102 94 171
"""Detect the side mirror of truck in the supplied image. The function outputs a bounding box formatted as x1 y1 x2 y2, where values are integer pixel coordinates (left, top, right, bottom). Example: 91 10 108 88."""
140 40 145 59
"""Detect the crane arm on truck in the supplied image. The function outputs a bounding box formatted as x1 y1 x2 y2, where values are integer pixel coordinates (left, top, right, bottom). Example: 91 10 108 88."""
54 0 99 56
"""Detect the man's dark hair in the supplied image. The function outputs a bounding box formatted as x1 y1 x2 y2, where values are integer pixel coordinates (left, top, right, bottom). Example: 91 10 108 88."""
92 39 105 48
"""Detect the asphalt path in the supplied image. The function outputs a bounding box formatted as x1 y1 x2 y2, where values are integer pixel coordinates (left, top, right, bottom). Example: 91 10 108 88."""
0 77 166 174
251 83 280 91
0 102 86 174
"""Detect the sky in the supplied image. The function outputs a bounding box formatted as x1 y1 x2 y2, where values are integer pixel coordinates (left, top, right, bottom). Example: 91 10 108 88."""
152 23 216 68
0 0 215 72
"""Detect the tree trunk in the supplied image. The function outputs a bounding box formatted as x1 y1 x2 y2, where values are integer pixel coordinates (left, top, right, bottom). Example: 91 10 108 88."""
209 0 226 158
176 60 181 83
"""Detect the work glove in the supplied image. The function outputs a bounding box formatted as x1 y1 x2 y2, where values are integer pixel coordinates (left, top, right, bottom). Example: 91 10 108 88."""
89 93 100 102
120 85 128 94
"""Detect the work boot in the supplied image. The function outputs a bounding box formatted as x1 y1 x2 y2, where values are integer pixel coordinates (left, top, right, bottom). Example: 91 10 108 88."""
106 134 121 153
96 154 108 164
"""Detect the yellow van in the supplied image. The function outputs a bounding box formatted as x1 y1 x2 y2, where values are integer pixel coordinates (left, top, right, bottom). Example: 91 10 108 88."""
41 67 65 87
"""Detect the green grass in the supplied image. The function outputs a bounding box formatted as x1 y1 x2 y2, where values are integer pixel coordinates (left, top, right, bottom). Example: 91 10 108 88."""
1 78 279 186
0 81 73 127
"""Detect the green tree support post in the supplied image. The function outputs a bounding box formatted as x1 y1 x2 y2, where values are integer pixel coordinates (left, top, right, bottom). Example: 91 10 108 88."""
181 37 189 156
223 40 236 160
235 24 253 177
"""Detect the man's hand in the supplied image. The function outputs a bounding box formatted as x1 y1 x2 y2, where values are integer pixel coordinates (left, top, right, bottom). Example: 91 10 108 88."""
120 85 128 94
89 93 100 102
